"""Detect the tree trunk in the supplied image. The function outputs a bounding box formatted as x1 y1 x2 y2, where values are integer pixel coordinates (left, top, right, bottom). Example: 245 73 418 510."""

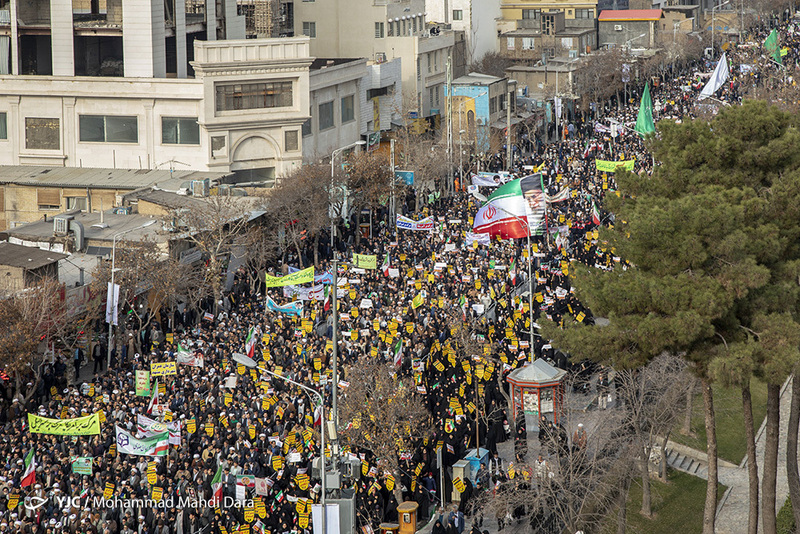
788 373 800 530
762 382 781 534
640 446 652 518
617 475 631 534
313 232 320 269
743 380 759 534
683 376 696 435
701 376 718 534
660 432 670 482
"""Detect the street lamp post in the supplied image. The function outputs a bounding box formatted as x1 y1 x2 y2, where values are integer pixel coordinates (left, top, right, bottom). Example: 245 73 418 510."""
107 220 157 370
329 141 367 253
712 0 731 54
258 366 327 534
469 190 544 362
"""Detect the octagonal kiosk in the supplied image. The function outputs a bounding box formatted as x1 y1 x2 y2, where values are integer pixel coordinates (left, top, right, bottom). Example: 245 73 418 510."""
507 359 567 432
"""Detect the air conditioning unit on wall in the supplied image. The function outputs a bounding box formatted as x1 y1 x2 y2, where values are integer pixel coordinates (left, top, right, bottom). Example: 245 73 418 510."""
614 25 623 31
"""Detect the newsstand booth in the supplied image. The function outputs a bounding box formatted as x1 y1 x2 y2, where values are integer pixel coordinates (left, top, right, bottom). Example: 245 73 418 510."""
507 359 566 432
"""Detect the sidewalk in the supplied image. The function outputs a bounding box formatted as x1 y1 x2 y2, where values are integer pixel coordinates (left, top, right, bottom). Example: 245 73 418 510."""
715 376 794 534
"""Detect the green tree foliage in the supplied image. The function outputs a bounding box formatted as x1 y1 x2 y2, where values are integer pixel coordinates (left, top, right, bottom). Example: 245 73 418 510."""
541 101 800 534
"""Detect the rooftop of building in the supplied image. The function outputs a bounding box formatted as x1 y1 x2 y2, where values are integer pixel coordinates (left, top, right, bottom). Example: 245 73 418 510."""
0 166 228 191
0 242 68 270
310 58 364 70
4 211 162 245
598 9 664 21
452 72 506 86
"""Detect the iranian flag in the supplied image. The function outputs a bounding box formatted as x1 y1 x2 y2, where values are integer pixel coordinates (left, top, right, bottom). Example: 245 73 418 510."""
147 379 159 415
211 464 224 505
510 258 517 285
245 326 257 359
20 449 35 487
392 340 403 367
382 254 390 277
323 285 331 313
592 200 601 226
472 174 546 239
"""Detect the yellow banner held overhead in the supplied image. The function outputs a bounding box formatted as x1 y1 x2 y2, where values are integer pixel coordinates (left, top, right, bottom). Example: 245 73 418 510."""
352 254 378 269
265 266 315 287
28 413 101 435
595 159 635 172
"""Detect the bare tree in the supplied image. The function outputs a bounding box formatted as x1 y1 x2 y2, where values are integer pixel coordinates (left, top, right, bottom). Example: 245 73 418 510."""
337 360 434 503
0 278 72 402
91 238 190 347
613 354 689 517
164 196 255 314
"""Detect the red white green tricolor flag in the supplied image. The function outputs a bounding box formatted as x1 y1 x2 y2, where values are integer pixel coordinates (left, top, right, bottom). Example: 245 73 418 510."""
211 464 224 505
245 326 257 359
472 174 546 239
21 449 35 487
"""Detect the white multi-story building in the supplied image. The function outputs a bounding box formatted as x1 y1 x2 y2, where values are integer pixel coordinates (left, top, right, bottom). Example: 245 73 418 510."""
425 0 502 62
303 57 401 162
0 1 323 186
293 0 465 119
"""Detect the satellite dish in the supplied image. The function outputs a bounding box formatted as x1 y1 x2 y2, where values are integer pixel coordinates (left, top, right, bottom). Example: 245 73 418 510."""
232 353 257 369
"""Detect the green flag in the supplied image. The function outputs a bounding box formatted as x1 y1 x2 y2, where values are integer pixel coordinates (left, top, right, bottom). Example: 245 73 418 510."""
764 29 781 64
634 83 655 136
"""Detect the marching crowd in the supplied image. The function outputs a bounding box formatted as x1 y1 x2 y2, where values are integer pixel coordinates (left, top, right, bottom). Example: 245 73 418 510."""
0 12 798 534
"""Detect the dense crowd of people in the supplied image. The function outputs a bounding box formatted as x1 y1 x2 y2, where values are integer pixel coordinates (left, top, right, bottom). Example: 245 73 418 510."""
0 11 798 534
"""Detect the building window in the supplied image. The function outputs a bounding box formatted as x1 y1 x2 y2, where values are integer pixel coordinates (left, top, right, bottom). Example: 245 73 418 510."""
412 17 417 33
522 37 535 50
341 95 355 123
395 21 400 36
37 189 60 211
402 20 406 35
416 57 420 80
302 21 316 38
285 130 299 151
215 82 293 112
25 118 60 150
575 9 594 19
522 9 540 20
435 86 440 108
375 22 384 38
429 87 435 109
162 117 200 145
79 115 138 143
319 101 334 131
0 112 6 140
427 53 432 74
453 10 463 21
388 22 393 36
66 197 88 211
489 97 497 114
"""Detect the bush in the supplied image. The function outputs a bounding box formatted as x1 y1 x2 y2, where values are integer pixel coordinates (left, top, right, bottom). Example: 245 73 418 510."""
777 497 796 534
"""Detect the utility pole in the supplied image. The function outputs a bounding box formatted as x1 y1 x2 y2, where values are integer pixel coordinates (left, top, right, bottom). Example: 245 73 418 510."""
446 54 453 195
331 258 339 433
505 90 512 172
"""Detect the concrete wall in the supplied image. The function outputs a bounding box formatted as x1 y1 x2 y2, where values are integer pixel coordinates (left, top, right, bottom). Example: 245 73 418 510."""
50 0 74 76
123 0 167 77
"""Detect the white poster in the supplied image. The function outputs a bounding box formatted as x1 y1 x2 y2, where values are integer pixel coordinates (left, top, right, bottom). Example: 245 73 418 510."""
105 282 120 325
311 503 341 534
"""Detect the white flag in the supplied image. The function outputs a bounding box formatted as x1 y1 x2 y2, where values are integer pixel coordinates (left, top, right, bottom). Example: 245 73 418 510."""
105 282 120 325
699 52 730 101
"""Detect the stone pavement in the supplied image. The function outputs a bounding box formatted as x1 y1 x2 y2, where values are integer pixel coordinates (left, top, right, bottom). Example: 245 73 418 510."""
715 376 794 534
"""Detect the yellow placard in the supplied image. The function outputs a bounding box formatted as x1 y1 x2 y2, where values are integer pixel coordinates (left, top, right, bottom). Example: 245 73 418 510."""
150 362 177 377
